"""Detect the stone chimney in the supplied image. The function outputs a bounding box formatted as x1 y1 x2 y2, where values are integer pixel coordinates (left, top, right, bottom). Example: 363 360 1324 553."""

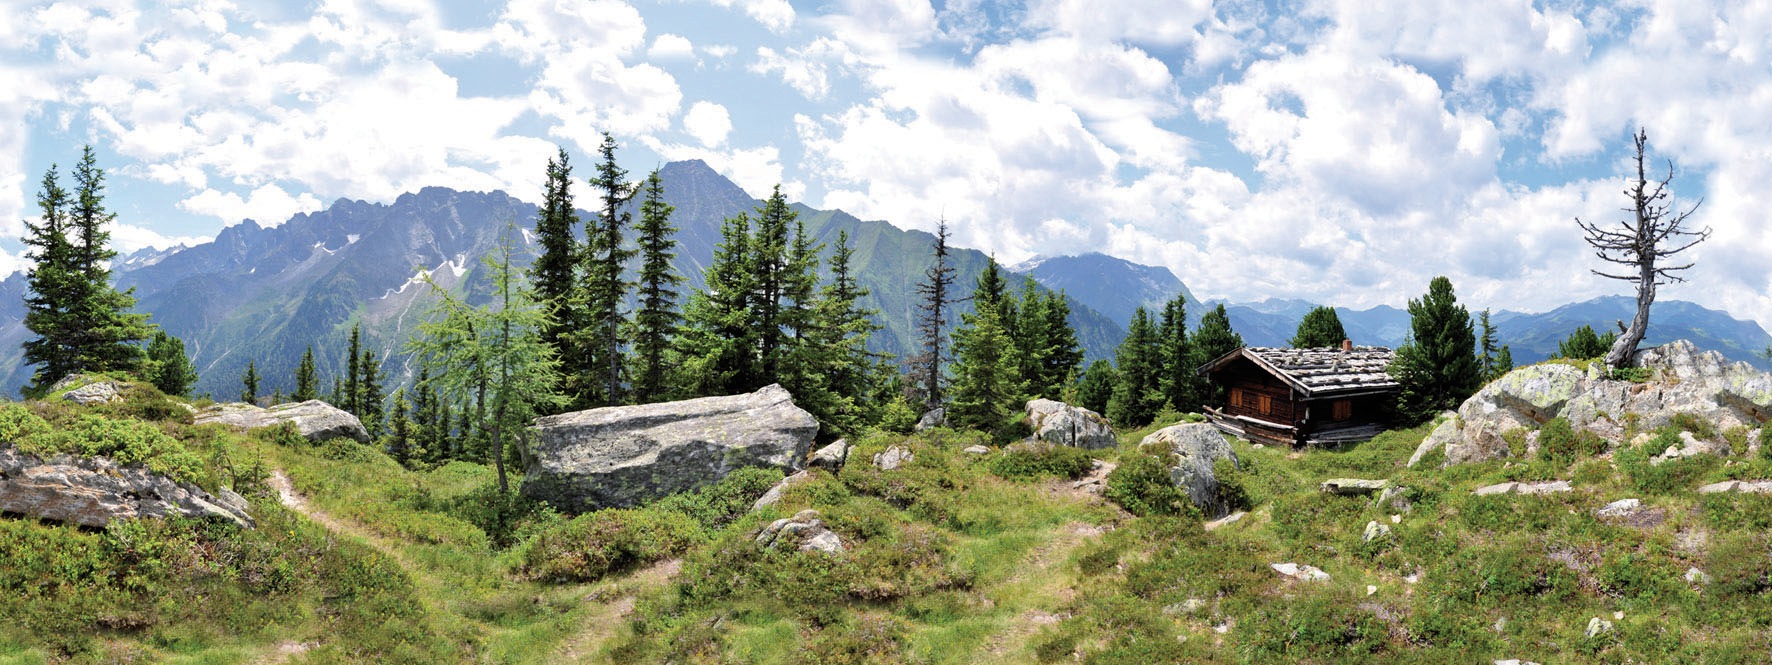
1341 339 1353 352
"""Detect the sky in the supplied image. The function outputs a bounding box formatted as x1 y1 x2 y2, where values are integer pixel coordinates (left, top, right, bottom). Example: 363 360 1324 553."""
4 0 1772 331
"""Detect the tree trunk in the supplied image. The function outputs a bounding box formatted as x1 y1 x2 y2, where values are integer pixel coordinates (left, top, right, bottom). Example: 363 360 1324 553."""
1606 257 1656 369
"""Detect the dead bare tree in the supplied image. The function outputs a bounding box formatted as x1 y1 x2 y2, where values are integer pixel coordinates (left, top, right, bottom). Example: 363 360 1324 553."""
1576 128 1710 370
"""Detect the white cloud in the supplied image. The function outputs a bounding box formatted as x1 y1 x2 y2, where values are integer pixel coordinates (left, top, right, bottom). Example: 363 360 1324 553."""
683 101 732 147
751 38 856 99
644 136 801 201
179 183 325 227
649 33 695 60
703 0 795 32
110 223 209 254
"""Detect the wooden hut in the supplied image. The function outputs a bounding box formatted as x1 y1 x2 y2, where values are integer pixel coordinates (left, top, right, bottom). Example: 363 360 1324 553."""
1196 341 1398 447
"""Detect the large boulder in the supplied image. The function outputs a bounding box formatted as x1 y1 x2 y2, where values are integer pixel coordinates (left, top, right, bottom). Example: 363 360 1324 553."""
914 408 946 432
1024 398 1117 450
0 446 253 528
1141 422 1240 518
1411 341 1772 467
521 384 818 513
195 400 370 444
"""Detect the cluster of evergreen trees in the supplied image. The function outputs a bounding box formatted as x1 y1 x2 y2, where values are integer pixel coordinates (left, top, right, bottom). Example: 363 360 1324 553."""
1076 298 1243 428
945 260 1085 439
21 146 196 398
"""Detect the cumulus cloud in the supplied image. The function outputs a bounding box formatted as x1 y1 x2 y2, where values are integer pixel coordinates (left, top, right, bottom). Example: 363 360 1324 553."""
179 183 325 227
683 101 732 147
649 33 695 60
703 0 795 32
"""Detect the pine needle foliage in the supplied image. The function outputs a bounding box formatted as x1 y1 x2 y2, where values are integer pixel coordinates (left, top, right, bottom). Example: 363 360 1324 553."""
1390 276 1481 424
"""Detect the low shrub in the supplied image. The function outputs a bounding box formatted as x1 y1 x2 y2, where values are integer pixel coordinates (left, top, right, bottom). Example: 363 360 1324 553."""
1609 366 1653 383
7 409 207 488
989 443 1093 480
651 465 783 531
513 507 704 583
447 480 557 549
1104 451 1192 518
1213 457 1250 512
1761 427 1772 461
1709 533 1771 597
1671 412 1718 441
1538 417 1606 464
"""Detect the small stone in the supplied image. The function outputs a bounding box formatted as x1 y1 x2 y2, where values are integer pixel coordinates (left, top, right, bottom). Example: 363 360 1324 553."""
1493 616 1507 633
1390 514 1401 524
1404 572 1421 585
1163 598 1208 616
807 439 849 471
1271 562 1330 582
1366 585 1377 596
1362 520 1392 543
961 445 990 455
1585 617 1613 639
873 446 915 471
1698 481 1742 494
1252 443 1265 449
1685 567 1710 584
1612 611 1623 620
1597 498 1640 518
1321 478 1390 496
914 408 946 432
1204 510 1246 531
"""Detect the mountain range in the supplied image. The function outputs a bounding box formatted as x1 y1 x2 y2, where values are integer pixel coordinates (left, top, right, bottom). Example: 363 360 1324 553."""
0 160 1765 397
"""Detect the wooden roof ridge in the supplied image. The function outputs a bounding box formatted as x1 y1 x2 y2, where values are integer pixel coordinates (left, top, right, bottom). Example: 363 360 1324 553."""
1197 345 1400 399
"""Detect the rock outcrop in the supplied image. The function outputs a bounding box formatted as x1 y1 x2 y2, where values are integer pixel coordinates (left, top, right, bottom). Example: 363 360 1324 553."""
1024 399 1116 449
521 384 818 513
1140 422 1240 518
63 381 124 406
751 470 814 512
755 508 845 554
195 400 370 444
0 446 253 528
807 439 849 471
874 445 914 471
1411 341 1772 467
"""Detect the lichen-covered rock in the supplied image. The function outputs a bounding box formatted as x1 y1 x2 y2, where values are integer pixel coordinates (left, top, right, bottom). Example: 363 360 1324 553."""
755 508 844 554
195 400 369 443
0 446 253 528
1023 399 1116 449
1362 520 1392 543
807 439 848 471
874 445 915 471
62 381 123 406
1140 422 1240 518
522 384 818 513
1411 341 1772 468
1320 478 1390 496
914 408 946 432
750 470 813 513
961 445 990 455
1270 562 1330 582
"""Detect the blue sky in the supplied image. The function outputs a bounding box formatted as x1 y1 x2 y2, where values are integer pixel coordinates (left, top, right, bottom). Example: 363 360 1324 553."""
5 0 1772 331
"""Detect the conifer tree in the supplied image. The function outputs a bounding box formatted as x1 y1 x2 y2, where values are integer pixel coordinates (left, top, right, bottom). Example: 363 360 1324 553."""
359 348 385 439
1108 307 1165 427
949 262 1022 438
241 360 259 404
1032 288 1083 399
676 212 758 397
410 227 565 493
1291 305 1347 348
1076 359 1117 416
67 146 151 374
1494 346 1515 378
629 169 681 404
530 148 581 379
1191 304 1244 407
21 164 78 391
748 186 804 381
344 324 361 414
294 345 318 401
1556 324 1616 361
1391 276 1481 423
387 388 414 467
580 132 636 406
145 330 198 397
910 219 956 411
1156 295 1200 413
411 366 444 464
797 230 884 434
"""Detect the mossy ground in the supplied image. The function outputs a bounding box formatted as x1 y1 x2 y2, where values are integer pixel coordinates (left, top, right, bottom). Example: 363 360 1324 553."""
4 391 1771 664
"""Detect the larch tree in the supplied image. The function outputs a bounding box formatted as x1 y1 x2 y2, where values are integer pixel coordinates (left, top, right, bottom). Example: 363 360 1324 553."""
1577 128 1710 370
910 219 957 411
1291 305 1347 348
628 169 681 404
1390 276 1481 423
581 132 636 406
145 330 198 397
410 226 565 494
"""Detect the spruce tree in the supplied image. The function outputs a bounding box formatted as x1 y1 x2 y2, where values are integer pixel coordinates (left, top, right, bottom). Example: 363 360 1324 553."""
387 388 414 467
629 169 681 403
1108 307 1164 427
1494 346 1515 378
344 324 362 414
1556 325 1615 360
294 345 318 401
676 212 758 397
581 132 636 406
1033 288 1083 399
359 348 385 439
67 146 151 374
748 186 802 381
241 360 259 404
1290 305 1347 348
798 230 884 435
1156 295 1200 413
145 330 198 397
911 219 956 411
530 148 581 380
1076 360 1117 416
1391 276 1482 423
1191 304 1244 407
21 164 79 392
949 262 1022 438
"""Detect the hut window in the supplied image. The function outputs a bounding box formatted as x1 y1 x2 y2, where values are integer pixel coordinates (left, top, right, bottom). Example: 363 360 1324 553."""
1333 399 1352 421
1257 393 1272 415
1230 388 1245 408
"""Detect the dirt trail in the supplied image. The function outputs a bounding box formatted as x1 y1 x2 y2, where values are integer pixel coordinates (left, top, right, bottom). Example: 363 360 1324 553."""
551 558 683 664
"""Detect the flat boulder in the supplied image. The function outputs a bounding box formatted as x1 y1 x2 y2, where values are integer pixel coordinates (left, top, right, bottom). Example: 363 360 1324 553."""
1141 422 1240 518
0 445 252 529
1024 399 1116 450
195 400 369 444
521 384 818 513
